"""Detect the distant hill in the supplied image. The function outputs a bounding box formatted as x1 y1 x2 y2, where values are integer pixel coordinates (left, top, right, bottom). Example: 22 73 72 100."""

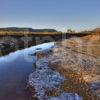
0 27 57 32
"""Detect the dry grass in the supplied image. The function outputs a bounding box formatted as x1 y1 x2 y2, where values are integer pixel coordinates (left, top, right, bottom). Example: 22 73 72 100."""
0 31 60 36
49 63 99 100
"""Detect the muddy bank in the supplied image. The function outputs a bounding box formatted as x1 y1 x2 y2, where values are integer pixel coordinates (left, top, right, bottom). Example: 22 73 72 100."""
28 37 100 100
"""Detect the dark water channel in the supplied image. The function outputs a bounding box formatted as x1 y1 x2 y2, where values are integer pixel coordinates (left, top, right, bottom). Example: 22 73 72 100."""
0 43 54 100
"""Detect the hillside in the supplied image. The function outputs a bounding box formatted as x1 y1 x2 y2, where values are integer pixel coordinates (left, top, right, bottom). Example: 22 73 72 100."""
0 27 57 32
0 27 58 36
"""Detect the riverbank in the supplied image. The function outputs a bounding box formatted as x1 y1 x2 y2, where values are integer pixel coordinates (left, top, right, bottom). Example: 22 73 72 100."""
28 37 100 100
0 42 54 100
0 28 94 56
28 48 83 100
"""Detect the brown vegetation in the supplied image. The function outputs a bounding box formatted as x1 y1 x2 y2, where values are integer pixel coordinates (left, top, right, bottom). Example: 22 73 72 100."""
49 62 99 100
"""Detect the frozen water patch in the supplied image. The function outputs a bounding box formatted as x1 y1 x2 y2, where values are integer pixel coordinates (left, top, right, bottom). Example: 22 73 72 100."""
48 93 83 100
28 56 83 100
29 69 65 100
29 57 65 100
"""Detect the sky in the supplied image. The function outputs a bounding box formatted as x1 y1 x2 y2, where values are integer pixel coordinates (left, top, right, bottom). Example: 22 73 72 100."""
0 0 100 32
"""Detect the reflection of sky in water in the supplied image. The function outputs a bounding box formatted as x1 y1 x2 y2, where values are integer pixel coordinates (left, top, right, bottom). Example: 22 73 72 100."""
0 42 54 63
0 42 54 100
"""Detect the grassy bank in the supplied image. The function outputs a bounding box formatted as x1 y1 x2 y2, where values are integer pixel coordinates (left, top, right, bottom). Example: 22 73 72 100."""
0 31 92 56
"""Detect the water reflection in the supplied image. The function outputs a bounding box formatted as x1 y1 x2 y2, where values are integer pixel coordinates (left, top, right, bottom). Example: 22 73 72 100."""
0 42 54 100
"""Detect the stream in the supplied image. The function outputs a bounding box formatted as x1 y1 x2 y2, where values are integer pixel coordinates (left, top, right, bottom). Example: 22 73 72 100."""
0 42 54 100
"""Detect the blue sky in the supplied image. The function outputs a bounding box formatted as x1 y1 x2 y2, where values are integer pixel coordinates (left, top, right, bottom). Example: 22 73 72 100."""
0 0 100 32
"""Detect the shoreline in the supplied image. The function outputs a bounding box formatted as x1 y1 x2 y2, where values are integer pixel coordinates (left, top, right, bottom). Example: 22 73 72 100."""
28 48 83 100
0 32 93 57
28 38 100 100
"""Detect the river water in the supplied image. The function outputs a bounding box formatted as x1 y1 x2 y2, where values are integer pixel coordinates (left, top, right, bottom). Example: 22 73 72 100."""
0 42 54 100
